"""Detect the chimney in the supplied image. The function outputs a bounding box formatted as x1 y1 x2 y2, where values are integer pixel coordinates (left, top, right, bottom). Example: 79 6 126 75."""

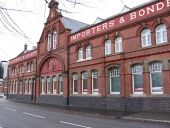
24 43 27 51
48 0 59 9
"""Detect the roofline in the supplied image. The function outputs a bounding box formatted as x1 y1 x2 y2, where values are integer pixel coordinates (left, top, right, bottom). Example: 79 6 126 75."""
9 48 37 62
70 0 159 36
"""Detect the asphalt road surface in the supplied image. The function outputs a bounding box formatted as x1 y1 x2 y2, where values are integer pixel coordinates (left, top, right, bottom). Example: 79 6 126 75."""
0 98 169 128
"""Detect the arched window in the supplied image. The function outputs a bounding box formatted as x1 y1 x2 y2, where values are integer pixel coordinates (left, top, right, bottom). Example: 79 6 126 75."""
28 79 32 94
115 37 122 53
53 30 57 49
92 70 99 94
156 24 167 44
47 77 51 94
132 65 143 94
52 76 57 94
47 32 51 51
105 40 112 55
19 80 22 94
149 62 163 94
82 72 88 94
24 79 27 94
86 45 92 60
59 75 63 94
73 74 78 94
78 48 83 61
15 80 18 94
41 78 45 94
109 67 120 94
141 29 151 47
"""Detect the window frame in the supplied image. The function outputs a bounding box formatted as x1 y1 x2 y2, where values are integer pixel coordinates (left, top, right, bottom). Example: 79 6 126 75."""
78 48 84 61
115 37 122 53
105 40 112 55
92 70 99 95
109 67 120 94
52 76 57 94
141 29 151 47
73 74 78 94
82 72 88 94
47 32 52 51
46 77 51 94
156 24 167 44
86 45 92 60
149 62 163 94
132 65 144 95
28 79 32 94
53 30 57 49
59 75 63 95
41 78 45 94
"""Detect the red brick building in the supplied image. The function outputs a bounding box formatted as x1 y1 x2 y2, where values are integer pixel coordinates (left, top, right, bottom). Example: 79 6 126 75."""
8 0 170 112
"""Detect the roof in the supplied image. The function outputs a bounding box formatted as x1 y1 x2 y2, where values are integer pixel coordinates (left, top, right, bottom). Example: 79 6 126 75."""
61 16 88 33
71 0 159 35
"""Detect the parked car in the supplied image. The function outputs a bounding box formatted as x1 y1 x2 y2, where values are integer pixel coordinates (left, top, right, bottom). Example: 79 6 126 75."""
0 93 4 98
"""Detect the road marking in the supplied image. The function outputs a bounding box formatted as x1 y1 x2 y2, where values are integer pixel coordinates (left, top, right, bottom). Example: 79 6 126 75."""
59 121 92 128
3 107 17 112
23 112 46 119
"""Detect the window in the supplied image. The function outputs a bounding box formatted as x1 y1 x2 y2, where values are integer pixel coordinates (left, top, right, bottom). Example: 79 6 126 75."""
31 62 34 71
73 74 78 94
156 24 167 44
19 80 22 94
53 30 57 49
52 76 57 94
141 29 151 47
24 80 27 94
82 72 88 94
115 37 122 53
59 75 63 94
78 48 83 61
41 78 45 94
19 65 22 74
47 77 51 94
15 81 18 94
28 79 32 94
105 40 112 55
47 32 51 51
10 82 12 93
12 81 15 93
22 65 24 73
109 67 120 94
92 70 99 94
27 63 31 72
132 65 143 94
149 62 163 94
86 45 92 60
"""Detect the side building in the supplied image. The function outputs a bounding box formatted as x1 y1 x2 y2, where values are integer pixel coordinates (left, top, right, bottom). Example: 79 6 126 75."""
8 44 37 102
7 0 170 112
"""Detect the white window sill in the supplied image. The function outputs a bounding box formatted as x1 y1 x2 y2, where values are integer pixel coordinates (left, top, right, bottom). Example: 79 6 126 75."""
110 92 120 95
156 41 167 45
77 59 85 63
73 92 78 95
130 93 146 97
151 92 163 95
86 57 92 61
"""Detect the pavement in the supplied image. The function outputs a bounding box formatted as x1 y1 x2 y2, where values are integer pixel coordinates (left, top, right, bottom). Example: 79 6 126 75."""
3 98 170 124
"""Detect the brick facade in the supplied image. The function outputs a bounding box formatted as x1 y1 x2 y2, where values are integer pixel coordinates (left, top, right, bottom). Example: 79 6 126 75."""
7 0 170 112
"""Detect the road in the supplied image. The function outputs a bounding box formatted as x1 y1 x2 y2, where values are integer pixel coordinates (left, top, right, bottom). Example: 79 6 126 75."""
0 97 169 128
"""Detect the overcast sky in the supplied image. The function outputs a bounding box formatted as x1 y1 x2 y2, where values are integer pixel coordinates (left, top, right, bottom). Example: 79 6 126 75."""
0 0 150 61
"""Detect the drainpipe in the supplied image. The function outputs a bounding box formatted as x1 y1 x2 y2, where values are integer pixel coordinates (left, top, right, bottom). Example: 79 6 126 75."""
7 68 9 99
123 54 127 112
66 43 70 106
